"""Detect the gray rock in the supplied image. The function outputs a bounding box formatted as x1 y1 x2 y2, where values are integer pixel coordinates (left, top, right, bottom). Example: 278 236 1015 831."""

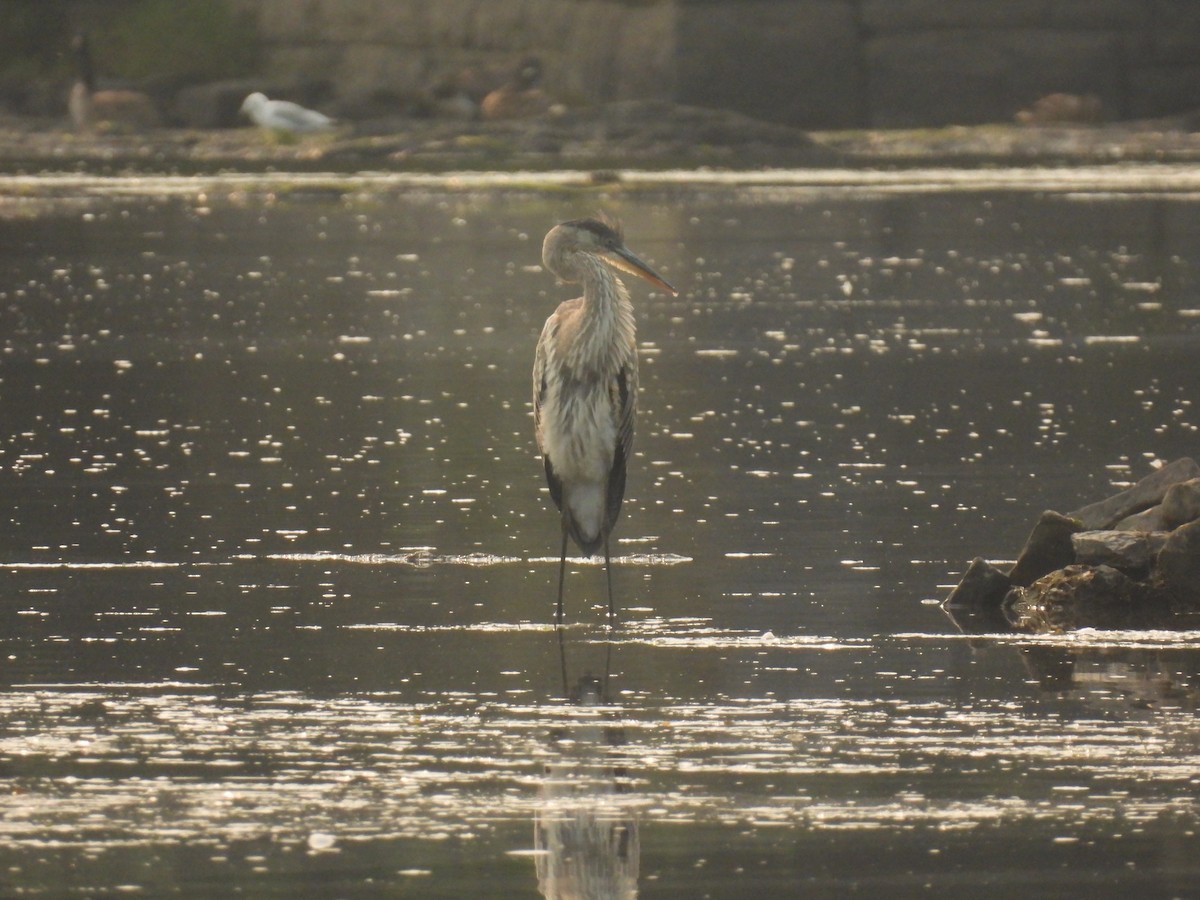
1008 510 1083 587
943 557 1011 609
1114 505 1168 532
1072 530 1169 573
1162 478 1200 529
1156 519 1200 603
1067 457 1200 530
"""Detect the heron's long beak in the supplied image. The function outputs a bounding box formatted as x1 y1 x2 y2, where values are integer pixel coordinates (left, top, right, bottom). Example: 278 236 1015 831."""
605 247 678 296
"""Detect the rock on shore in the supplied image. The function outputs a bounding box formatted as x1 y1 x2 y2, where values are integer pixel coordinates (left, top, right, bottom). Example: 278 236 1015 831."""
944 458 1200 633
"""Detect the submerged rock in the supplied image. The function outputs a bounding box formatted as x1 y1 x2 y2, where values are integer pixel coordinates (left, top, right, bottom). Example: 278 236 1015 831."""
941 557 1013 633
1008 510 1082 587
943 557 1011 609
1004 565 1157 633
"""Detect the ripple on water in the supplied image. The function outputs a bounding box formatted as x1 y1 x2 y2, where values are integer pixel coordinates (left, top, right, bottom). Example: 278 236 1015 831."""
614 618 869 650
264 551 692 567
1 685 1195 850
895 630 1200 650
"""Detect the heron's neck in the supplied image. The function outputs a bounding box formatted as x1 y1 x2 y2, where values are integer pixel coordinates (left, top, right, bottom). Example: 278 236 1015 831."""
571 258 635 370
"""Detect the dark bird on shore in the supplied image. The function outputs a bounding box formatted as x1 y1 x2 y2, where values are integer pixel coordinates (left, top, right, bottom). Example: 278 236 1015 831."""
1015 93 1104 125
428 63 503 120
481 56 553 120
68 33 160 131
533 217 677 623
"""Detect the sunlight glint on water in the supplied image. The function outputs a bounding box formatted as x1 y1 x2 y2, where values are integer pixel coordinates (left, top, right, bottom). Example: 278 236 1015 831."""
1 173 1199 895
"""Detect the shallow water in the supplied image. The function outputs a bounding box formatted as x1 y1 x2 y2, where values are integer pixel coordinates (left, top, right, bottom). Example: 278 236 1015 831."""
1 170 1200 896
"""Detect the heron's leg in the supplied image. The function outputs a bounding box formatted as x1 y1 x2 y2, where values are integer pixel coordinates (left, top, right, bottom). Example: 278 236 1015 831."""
604 536 615 623
556 620 569 699
601 630 613 699
555 527 568 625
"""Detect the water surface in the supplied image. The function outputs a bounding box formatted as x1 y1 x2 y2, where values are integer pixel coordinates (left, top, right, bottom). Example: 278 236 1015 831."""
1 169 1199 896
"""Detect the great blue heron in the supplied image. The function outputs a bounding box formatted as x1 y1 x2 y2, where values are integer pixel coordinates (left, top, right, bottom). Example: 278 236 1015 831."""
533 218 677 623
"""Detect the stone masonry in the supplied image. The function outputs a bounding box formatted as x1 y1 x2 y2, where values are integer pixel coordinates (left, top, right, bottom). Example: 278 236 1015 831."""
216 0 1200 128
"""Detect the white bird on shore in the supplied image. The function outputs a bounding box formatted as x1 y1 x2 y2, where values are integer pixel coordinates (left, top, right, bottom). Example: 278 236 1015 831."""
239 92 334 133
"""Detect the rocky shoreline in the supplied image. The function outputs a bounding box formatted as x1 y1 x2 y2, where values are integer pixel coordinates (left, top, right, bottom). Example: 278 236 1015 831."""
944 458 1200 635
5 101 1200 174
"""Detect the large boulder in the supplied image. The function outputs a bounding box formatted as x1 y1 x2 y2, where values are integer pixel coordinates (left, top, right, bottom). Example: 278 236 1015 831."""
1008 510 1082 587
1156 519 1200 604
1072 530 1170 574
1113 505 1168 532
1068 457 1200 530
945 458 1200 633
1162 478 1200 529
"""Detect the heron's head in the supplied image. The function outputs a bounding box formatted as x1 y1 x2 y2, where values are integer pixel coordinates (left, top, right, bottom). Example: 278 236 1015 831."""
542 218 676 295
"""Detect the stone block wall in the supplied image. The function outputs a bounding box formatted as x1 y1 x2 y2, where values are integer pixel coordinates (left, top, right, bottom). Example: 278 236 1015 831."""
676 1 865 127
219 0 1200 127
228 0 677 105
854 0 1200 125
675 0 1200 127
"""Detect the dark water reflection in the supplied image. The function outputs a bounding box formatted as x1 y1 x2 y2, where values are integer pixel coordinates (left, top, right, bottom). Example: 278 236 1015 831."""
1 172 1200 896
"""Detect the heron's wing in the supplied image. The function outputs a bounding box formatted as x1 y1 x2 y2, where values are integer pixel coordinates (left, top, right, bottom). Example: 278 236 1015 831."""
532 310 555 453
605 361 637 529
533 308 564 513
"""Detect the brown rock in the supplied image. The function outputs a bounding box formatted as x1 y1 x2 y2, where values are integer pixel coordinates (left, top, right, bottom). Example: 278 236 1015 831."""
1008 510 1083 587
943 557 1011 609
1005 564 1152 633
1016 93 1104 125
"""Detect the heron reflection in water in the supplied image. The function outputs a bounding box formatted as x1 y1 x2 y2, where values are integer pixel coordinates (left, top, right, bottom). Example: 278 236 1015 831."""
535 640 638 899
533 218 677 622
